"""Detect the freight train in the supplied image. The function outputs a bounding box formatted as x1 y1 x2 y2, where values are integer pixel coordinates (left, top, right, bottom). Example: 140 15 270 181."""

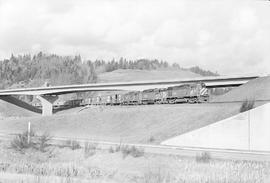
81 82 209 106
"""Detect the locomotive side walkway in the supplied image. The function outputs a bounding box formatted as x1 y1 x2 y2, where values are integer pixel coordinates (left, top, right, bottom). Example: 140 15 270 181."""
0 75 261 116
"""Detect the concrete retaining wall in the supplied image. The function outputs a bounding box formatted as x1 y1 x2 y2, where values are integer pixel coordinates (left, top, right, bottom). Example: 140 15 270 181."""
162 103 270 151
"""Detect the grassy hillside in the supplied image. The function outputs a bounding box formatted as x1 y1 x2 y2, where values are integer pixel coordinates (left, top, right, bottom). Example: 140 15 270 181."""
98 69 201 83
0 74 268 144
0 103 251 144
211 76 270 102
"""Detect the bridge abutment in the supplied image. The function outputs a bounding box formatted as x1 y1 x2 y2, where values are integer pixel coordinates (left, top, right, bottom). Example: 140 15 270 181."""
36 95 58 116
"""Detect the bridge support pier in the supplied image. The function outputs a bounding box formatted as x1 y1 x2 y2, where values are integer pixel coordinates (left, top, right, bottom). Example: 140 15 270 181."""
36 95 58 116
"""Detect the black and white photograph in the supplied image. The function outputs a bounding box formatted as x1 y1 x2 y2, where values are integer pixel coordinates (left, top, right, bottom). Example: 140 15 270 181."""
0 0 269 182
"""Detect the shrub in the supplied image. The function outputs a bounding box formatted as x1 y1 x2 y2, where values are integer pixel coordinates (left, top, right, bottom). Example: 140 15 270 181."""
10 130 52 153
120 145 129 158
108 145 122 153
115 145 121 152
121 145 144 158
240 99 255 113
148 136 155 143
196 151 211 163
84 142 97 158
129 146 145 158
108 146 115 153
37 132 52 152
65 140 81 150
10 130 36 152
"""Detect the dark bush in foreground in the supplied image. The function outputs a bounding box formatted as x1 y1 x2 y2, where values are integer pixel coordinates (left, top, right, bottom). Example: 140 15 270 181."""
10 131 35 151
240 99 255 113
10 130 52 152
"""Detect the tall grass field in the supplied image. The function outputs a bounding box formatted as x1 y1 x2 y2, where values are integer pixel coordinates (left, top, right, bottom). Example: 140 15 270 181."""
0 139 269 183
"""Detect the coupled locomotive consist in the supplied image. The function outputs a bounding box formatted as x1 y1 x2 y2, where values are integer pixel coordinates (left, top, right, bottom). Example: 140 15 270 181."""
33 82 208 109
81 82 209 106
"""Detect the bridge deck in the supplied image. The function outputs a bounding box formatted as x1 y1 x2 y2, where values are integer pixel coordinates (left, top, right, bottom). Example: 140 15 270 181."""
0 75 260 96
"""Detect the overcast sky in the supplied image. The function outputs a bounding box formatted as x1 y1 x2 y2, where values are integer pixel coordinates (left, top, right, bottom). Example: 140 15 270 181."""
0 0 269 75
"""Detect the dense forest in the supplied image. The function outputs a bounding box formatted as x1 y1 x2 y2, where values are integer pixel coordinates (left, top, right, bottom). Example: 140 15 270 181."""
0 52 218 89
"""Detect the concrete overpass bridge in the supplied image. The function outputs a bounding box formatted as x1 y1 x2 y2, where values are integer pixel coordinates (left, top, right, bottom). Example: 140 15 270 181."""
0 75 260 116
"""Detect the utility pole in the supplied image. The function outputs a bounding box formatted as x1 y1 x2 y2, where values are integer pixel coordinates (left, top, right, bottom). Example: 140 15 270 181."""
27 122 31 145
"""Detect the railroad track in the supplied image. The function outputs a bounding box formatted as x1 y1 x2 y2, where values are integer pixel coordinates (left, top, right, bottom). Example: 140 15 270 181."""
208 99 270 104
1 132 270 162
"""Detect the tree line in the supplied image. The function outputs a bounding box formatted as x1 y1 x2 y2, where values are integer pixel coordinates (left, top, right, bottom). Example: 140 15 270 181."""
0 52 218 89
